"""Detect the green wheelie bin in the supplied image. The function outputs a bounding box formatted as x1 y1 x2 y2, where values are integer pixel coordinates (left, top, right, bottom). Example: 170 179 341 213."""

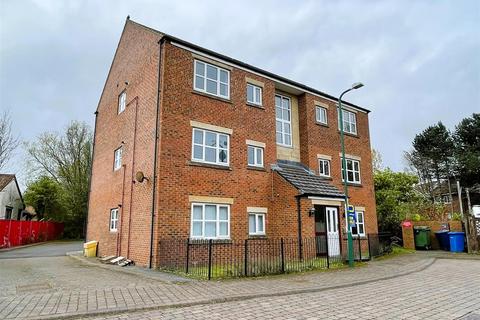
414 226 431 250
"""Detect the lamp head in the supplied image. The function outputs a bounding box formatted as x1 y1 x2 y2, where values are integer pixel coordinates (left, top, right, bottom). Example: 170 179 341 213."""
351 82 364 90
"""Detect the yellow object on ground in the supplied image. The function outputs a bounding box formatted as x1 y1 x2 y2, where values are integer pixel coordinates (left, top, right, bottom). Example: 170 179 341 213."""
83 241 98 257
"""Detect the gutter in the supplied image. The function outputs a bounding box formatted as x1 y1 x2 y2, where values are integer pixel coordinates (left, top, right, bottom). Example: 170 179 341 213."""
126 19 370 114
163 34 370 113
148 36 166 269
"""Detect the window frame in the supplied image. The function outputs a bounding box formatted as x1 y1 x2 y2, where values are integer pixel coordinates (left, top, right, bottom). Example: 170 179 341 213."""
318 158 331 178
338 109 357 135
193 60 230 99
109 208 119 232
191 128 230 166
118 90 126 114
246 83 262 106
341 158 361 184
351 211 365 237
275 94 292 147
315 106 328 125
190 203 230 240
247 145 264 168
248 212 266 236
113 147 123 171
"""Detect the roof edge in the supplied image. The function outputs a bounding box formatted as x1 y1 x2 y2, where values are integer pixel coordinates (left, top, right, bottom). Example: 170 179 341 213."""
128 19 371 113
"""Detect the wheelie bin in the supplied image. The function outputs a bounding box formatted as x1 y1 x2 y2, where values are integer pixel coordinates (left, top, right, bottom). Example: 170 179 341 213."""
414 226 431 250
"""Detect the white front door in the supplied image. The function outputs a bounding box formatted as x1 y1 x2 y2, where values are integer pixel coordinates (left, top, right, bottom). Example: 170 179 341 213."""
326 207 340 256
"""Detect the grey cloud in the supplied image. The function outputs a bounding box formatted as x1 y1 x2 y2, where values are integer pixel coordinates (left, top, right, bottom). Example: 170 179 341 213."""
1 0 478 188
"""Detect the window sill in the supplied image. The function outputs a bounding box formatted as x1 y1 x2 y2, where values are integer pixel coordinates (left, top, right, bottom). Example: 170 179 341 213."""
276 143 293 149
188 161 232 171
319 176 333 181
343 182 362 187
248 235 267 239
247 166 266 172
192 90 232 104
338 130 360 138
315 122 329 128
352 235 367 239
246 102 265 109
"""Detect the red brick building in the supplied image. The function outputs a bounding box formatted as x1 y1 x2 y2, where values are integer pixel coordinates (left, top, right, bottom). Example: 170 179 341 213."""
87 18 378 267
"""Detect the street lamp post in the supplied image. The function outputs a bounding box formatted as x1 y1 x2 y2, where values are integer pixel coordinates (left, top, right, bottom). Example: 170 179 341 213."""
338 82 364 267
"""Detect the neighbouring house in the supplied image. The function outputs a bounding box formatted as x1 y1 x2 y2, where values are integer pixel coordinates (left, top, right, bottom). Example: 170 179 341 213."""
433 182 480 218
0 174 24 220
87 18 378 267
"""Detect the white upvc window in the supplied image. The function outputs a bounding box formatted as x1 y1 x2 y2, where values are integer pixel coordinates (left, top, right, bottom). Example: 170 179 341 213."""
192 128 229 166
338 109 357 135
351 211 365 237
191 203 230 239
109 208 119 232
247 145 264 167
318 159 331 177
118 91 126 114
275 94 292 147
315 106 328 125
341 158 361 184
247 83 262 106
248 212 265 235
194 60 230 99
113 147 123 171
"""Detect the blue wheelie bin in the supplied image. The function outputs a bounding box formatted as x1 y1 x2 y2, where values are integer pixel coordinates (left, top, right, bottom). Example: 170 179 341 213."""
435 230 450 251
448 232 465 252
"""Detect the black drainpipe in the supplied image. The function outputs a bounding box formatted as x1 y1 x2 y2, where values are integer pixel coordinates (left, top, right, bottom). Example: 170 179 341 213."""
149 37 165 269
295 195 304 260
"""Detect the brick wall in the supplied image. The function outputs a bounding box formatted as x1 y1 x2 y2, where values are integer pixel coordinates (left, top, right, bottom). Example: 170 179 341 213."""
402 220 463 250
87 20 162 265
87 19 378 267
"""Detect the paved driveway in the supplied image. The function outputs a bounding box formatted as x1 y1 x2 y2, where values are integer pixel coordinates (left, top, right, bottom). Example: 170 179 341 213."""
0 242 479 319
0 241 82 259
96 258 480 320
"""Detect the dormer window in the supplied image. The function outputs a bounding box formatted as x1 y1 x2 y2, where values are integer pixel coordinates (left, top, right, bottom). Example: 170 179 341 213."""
338 109 357 135
247 83 262 106
194 60 230 99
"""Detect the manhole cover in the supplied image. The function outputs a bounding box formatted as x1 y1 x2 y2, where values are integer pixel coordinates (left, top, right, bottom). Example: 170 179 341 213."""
16 282 52 293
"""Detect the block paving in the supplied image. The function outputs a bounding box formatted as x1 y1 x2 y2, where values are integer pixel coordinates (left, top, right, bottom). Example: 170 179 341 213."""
0 253 478 319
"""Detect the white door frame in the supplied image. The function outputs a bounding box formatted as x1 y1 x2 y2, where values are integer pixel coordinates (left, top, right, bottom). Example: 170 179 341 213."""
326 207 340 257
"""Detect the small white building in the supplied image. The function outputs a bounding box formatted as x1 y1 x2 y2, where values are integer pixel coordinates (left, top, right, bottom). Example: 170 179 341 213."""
0 174 24 220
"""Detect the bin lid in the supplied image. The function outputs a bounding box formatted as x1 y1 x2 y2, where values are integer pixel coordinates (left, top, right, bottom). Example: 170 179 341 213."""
434 230 449 234
414 226 431 230
448 232 465 235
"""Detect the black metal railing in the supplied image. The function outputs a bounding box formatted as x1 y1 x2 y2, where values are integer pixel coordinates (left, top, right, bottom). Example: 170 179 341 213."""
158 234 378 280
368 232 394 257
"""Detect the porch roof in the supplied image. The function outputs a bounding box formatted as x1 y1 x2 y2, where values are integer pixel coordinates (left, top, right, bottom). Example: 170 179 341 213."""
273 161 345 199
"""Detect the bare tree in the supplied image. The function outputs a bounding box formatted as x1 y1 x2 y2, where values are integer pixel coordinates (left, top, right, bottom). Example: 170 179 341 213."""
25 121 93 238
0 111 20 171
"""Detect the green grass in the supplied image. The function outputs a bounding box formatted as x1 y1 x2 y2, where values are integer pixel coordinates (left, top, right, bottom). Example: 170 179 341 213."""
159 257 363 280
373 245 416 261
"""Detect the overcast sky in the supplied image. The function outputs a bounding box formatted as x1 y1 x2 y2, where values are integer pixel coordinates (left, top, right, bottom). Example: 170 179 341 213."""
1 0 479 189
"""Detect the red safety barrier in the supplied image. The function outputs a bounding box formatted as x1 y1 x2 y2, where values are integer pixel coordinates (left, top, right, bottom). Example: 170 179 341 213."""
0 220 64 248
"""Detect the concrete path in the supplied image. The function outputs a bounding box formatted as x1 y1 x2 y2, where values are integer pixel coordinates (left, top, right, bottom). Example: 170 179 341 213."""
0 243 478 319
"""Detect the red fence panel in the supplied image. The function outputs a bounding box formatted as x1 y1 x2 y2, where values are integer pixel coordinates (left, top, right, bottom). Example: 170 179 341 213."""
0 220 64 249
